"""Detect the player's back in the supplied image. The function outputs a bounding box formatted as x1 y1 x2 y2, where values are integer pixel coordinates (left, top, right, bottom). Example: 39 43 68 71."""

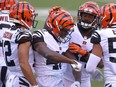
1 22 34 75
0 10 10 66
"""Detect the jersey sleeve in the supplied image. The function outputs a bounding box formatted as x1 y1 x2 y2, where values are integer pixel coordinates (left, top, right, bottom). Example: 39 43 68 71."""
15 30 32 44
91 31 101 44
32 30 44 45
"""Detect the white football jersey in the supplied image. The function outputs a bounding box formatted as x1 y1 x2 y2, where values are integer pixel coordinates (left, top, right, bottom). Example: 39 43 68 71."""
1 23 34 75
33 29 68 76
0 10 10 66
70 24 93 54
68 24 93 87
91 28 116 83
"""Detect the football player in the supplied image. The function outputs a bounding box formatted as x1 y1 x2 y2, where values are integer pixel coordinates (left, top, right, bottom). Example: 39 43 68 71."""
66 1 103 87
32 6 82 87
1 1 38 87
86 3 116 87
0 0 19 66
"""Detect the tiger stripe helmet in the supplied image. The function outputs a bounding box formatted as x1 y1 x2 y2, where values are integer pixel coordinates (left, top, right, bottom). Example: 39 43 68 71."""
78 1 100 29
9 1 38 29
46 6 74 43
101 3 116 28
0 0 18 10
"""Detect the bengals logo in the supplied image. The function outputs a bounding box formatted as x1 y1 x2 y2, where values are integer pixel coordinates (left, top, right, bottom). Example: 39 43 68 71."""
82 41 87 45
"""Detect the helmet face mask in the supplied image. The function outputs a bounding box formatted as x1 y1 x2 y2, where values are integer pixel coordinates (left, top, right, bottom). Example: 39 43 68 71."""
81 13 96 24
80 12 97 29
78 1 100 29
32 13 38 28
58 28 74 43
46 6 74 43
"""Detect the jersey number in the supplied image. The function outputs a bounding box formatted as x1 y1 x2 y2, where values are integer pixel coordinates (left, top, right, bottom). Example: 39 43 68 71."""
46 59 61 70
108 38 116 63
4 41 15 66
46 51 61 70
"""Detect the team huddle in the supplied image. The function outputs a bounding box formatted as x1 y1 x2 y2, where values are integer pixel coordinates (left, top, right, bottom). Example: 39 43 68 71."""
0 0 116 87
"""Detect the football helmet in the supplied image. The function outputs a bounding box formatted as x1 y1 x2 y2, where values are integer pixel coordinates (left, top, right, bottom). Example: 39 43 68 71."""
101 3 116 28
46 6 74 43
9 1 38 29
78 1 100 29
0 0 18 10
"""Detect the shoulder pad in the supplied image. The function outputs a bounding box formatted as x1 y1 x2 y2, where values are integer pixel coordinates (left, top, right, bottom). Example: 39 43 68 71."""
0 21 15 30
33 30 43 38
15 30 32 44
91 31 101 44
32 30 44 44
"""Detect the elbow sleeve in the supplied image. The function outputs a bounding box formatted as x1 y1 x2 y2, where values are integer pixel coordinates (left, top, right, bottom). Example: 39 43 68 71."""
86 53 101 73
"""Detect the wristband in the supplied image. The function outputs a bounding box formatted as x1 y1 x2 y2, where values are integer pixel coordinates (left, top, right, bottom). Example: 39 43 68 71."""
71 60 82 71
32 85 38 87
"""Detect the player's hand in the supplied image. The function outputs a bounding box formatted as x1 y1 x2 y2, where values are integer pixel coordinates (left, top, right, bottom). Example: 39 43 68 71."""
70 81 80 87
71 60 82 71
91 69 103 81
69 42 87 56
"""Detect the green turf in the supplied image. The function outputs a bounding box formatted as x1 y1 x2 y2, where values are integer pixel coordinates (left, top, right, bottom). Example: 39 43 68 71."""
91 80 104 87
20 0 85 10
19 0 109 9
19 0 105 87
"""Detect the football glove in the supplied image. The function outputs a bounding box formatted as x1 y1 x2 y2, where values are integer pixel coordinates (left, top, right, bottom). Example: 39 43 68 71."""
71 60 82 71
70 81 80 87
69 42 87 56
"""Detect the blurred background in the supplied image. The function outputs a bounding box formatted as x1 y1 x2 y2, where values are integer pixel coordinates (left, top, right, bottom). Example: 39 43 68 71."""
20 0 116 31
20 0 116 87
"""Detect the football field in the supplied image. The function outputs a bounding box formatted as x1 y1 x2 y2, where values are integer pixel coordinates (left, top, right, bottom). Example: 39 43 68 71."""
20 0 116 87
